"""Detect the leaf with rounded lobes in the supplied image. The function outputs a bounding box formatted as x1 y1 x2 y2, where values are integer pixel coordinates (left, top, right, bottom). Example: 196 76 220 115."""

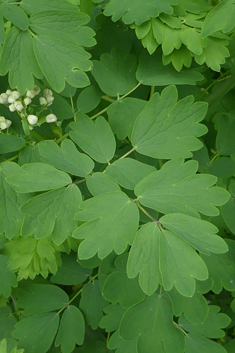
73 191 139 259
33 35 91 92
0 135 25 154
127 222 161 296
17 283 69 315
200 239 235 293
86 172 120 196
12 312 59 353
55 305 85 353
106 158 156 190
131 86 208 159
202 0 235 38
137 50 204 86
38 140 94 177
179 305 231 338
69 114 116 163
6 162 72 193
79 280 107 329
21 185 82 245
103 253 146 308
185 333 227 353
50 252 92 285
0 255 17 298
0 27 42 94
0 163 30 239
108 331 138 353
168 288 208 324
99 304 126 332
30 10 96 48
20 0 77 15
135 159 230 218
207 157 235 178
160 213 228 255
0 3 29 30
77 84 103 113
104 0 177 25
119 294 185 353
107 97 147 140
91 48 138 97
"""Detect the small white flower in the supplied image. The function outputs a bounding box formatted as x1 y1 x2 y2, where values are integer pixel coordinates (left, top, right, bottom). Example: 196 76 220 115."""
5 119 12 128
0 119 11 130
26 90 35 99
0 93 9 104
24 97 32 106
33 85 41 95
8 95 16 104
46 96 54 106
39 97 47 105
5 89 12 96
14 101 24 112
11 91 21 100
43 88 53 98
46 113 57 123
27 114 38 125
0 116 6 123
9 104 16 112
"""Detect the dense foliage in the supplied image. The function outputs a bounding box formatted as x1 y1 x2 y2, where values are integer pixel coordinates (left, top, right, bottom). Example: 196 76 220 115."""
0 0 235 352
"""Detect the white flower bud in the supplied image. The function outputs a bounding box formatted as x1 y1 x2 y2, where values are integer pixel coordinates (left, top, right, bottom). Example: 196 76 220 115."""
33 85 41 95
5 119 12 128
27 114 38 125
26 90 35 99
46 113 57 123
39 97 47 105
9 104 16 112
46 96 54 104
14 101 24 112
11 91 21 100
0 93 9 104
0 116 6 123
43 89 53 98
0 121 8 130
5 89 12 96
8 95 16 104
24 97 32 106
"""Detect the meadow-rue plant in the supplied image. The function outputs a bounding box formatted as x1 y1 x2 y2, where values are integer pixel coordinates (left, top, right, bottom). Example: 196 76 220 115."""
0 1 235 353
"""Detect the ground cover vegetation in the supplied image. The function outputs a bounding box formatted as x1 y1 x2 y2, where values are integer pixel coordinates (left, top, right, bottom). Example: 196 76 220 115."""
0 0 235 352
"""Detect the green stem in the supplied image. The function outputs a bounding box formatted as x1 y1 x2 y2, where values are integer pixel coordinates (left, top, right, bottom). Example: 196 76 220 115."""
202 69 232 96
56 288 83 316
119 147 135 159
135 201 162 229
149 86 155 99
90 106 108 120
210 151 220 164
0 154 18 165
73 177 88 185
102 95 115 103
173 322 188 336
55 133 69 144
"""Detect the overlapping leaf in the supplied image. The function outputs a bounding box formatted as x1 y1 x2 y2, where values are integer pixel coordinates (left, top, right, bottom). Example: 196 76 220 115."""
99 304 126 332
135 158 230 217
20 185 82 244
86 172 120 196
0 255 17 298
73 191 139 259
0 2 29 30
131 85 208 159
185 333 227 353
20 0 77 15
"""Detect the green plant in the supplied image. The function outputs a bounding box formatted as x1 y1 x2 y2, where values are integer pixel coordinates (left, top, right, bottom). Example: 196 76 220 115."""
0 0 235 352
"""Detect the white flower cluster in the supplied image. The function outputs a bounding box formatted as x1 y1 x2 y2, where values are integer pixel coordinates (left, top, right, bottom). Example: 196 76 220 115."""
0 116 11 130
39 89 54 106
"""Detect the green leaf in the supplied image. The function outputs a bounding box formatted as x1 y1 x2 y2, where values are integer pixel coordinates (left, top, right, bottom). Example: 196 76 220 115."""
91 48 137 97
119 294 185 353
17 283 69 315
108 331 138 353
168 288 208 324
79 280 107 329
185 333 227 353
103 254 146 308
50 252 92 285
69 115 116 163
77 84 103 113
202 0 235 38
99 304 126 332
127 222 161 296
77 341 109 353
12 313 59 353
216 115 235 155
38 140 94 177
6 162 72 193
20 185 82 244
221 197 235 235
104 0 177 25
179 305 231 338
0 135 25 154
225 338 235 353
0 306 17 340
0 3 29 30
0 255 17 298
0 163 30 239
131 86 208 159
107 98 147 140
0 27 42 93
21 0 77 15
136 50 204 86
30 10 95 47
86 172 120 196
73 191 139 259
207 157 235 178
160 213 228 255
55 305 85 353
135 158 230 217
200 239 235 293
106 158 156 190
33 35 91 92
